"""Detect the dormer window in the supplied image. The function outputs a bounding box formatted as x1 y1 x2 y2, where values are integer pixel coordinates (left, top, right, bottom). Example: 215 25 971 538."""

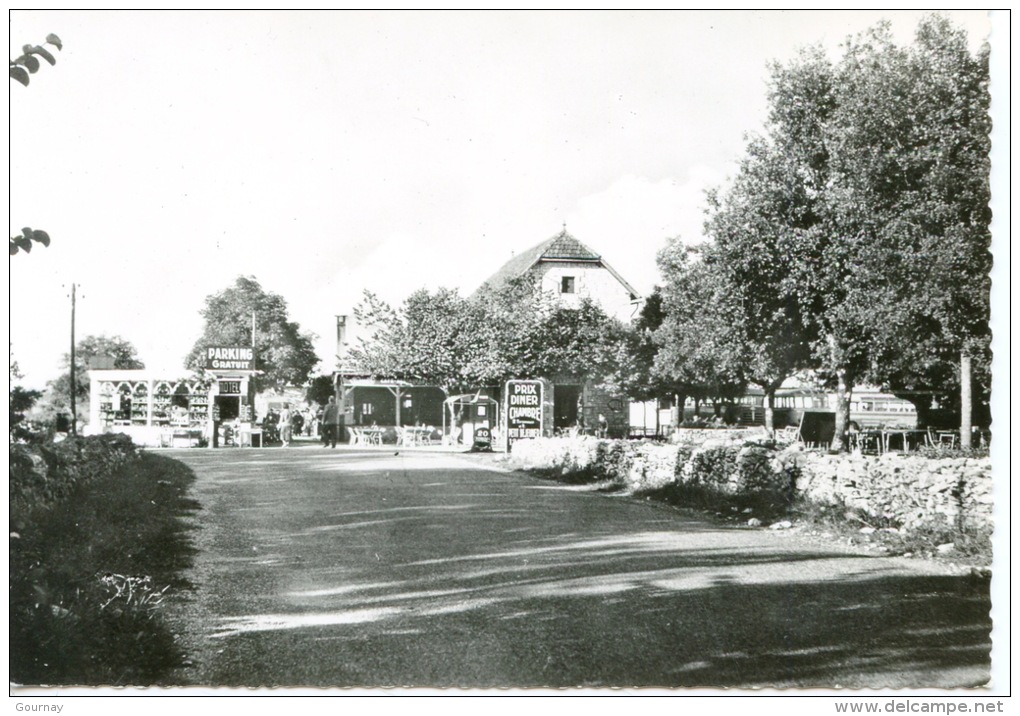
561 276 575 294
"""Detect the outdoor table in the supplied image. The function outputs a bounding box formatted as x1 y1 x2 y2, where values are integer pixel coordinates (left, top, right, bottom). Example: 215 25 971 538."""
881 429 925 454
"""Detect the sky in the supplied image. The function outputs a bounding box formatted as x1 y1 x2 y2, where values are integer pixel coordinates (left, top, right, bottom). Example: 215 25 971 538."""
8 10 1001 390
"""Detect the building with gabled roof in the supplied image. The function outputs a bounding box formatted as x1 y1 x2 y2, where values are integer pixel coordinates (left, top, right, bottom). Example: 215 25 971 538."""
477 227 642 323
473 227 644 439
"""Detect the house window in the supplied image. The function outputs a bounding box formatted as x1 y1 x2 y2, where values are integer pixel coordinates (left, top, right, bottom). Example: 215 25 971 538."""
560 276 575 294
361 403 373 415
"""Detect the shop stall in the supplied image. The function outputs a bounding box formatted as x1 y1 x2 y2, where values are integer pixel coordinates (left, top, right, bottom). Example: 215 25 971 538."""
87 346 261 448
87 370 212 447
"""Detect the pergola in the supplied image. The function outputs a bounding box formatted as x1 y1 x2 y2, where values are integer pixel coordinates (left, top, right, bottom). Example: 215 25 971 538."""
443 392 499 442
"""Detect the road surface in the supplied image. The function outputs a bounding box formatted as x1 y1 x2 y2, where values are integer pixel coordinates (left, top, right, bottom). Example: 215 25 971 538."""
164 446 991 689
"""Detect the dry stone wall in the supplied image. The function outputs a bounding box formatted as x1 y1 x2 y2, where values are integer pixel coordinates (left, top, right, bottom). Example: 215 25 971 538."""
508 432 993 538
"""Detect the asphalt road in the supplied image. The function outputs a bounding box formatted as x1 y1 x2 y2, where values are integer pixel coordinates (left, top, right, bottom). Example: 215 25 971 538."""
164 444 991 689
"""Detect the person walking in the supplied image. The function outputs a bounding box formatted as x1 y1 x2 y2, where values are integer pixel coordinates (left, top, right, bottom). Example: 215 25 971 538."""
321 396 341 448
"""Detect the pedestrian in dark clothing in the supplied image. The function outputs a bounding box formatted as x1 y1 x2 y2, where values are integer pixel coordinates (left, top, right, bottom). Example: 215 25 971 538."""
322 396 341 448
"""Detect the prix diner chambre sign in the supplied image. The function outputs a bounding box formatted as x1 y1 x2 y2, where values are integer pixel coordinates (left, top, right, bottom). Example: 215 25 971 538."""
204 346 255 371
505 379 544 449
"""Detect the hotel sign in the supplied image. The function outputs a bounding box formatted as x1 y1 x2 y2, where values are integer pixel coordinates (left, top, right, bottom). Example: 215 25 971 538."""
205 346 255 371
505 379 544 449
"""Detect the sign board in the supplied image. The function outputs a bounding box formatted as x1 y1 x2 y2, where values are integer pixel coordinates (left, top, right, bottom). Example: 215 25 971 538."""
205 346 255 371
505 380 544 450
472 427 492 452
218 381 242 395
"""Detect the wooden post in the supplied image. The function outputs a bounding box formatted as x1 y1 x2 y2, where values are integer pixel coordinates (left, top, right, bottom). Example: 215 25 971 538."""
69 283 77 436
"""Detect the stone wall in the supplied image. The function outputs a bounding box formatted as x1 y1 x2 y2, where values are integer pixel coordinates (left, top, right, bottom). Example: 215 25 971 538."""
790 449 993 534
508 435 993 538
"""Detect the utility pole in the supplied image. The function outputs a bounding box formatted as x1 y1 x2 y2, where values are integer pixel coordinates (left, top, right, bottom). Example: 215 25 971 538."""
69 283 77 437
335 315 347 402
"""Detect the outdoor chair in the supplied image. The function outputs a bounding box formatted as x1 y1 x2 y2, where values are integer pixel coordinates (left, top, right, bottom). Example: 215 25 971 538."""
927 427 957 449
778 426 800 444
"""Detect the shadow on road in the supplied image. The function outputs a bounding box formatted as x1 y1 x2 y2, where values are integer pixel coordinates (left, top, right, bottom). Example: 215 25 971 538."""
171 451 992 689
202 533 991 688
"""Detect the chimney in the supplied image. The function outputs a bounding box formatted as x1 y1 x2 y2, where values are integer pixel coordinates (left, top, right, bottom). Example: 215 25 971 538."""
336 315 348 364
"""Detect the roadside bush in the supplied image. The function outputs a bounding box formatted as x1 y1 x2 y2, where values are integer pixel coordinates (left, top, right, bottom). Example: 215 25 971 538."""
10 433 140 530
510 437 602 482
10 452 198 685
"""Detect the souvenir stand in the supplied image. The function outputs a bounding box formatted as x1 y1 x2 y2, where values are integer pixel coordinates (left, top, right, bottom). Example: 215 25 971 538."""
86 346 261 448
87 369 213 447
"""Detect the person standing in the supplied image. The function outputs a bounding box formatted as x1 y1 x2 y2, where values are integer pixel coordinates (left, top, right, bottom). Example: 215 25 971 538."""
322 396 341 448
279 404 292 447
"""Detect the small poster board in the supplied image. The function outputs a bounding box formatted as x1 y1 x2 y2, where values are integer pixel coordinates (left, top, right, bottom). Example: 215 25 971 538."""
472 427 492 452
799 411 836 447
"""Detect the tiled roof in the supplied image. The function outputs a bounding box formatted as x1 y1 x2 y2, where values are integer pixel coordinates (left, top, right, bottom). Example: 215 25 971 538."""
477 229 603 291
542 231 601 260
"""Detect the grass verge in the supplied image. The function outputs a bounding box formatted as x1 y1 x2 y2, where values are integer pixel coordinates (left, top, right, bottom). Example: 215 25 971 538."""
10 452 200 686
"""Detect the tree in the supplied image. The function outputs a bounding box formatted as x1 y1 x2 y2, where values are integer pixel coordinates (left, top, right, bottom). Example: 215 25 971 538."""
652 240 747 422
9 227 51 256
700 134 818 432
305 375 336 407
185 276 319 393
344 290 405 380
463 277 629 389
603 286 667 401
462 276 558 386
344 288 485 392
826 17 991 444
40 335 144 425
9 355 42 440
10 34 62 257
707 16 990 450
9 33 62 87
531 300 629 386
345 277 632 393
